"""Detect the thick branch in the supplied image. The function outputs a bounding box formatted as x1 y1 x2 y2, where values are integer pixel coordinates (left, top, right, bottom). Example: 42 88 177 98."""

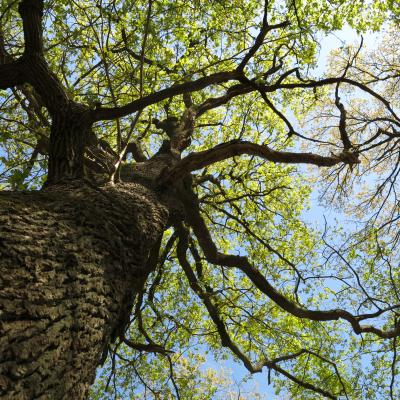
89 55 397 130
91 70 241 121
18 0 44 56
15 0 70 114
159 140 360 184
170 108 196 154
1 29 43 120
196 83 253 117
24 58 71 115
124 142 147 162
9 2 89 182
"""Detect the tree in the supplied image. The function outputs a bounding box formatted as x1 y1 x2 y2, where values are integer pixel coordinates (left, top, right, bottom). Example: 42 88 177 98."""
1 0 399 398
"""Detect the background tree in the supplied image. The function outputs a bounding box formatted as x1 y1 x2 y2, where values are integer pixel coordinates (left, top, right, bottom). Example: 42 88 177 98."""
0 0 399 399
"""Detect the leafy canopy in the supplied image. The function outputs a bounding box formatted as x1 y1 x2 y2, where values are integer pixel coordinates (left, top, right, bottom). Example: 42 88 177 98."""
1 0 400 399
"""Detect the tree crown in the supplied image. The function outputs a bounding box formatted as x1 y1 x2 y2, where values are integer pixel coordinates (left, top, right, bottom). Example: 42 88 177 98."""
1 0 400 398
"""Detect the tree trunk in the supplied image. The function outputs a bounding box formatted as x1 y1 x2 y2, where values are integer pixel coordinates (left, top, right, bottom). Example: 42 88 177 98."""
0 180 169 399
46 106 92 185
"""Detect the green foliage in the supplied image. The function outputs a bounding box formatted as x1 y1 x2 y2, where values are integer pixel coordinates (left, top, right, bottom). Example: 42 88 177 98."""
2 0 400 399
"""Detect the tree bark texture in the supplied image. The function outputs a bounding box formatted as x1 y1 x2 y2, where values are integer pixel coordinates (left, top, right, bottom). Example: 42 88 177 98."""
0 181 169 399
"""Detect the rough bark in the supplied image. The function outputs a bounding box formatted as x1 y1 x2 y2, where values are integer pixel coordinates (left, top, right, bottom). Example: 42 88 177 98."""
0 180 169 399
47 107 92 184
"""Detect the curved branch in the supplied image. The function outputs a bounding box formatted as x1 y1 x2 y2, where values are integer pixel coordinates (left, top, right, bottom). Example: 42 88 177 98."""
18 0 44 56
196 83 253 117
197 73 400 129
14 0 70 114
175 223 338 399
159 140 360 185
176 186 400 339
335 84 352 150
